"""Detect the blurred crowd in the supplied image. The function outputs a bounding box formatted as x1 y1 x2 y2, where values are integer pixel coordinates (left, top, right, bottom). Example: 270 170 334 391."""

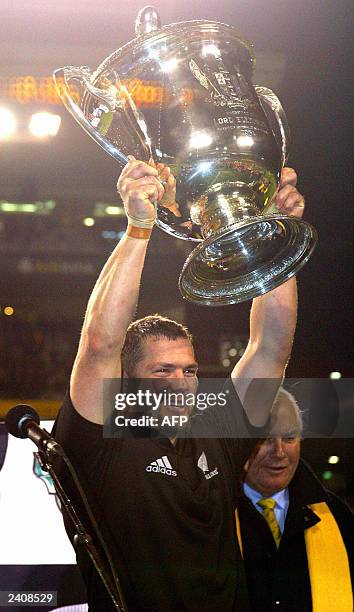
1 316 77 399
0 215 110 255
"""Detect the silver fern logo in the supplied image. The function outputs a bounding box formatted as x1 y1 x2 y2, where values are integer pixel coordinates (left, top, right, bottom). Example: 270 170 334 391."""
198 452 219 479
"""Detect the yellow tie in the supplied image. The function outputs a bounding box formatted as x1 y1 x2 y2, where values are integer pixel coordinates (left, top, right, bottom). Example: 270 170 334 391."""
257 498 281 547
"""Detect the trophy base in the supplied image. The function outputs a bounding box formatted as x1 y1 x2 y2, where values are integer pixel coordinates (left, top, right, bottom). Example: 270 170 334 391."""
178 215 317 306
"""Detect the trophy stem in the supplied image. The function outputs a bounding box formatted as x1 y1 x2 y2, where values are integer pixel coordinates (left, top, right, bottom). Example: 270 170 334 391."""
191 186 261 239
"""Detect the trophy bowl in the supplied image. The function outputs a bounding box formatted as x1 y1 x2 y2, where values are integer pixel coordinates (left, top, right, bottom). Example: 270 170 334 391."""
54 6 317 305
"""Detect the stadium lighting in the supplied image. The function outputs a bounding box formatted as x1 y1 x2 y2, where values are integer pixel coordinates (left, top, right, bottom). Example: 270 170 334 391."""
105 206 122 215
3 306 15 316
328 456 340 465
0 107 17 140
83 217 95 227
29 112 61 138
322 470 333 481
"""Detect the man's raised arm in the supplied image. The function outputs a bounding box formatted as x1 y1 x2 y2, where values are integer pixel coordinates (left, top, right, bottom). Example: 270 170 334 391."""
70 159 165 423
232 168 305 426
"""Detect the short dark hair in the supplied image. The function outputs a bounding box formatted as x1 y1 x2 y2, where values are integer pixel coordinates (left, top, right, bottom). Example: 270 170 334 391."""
121 314 193 376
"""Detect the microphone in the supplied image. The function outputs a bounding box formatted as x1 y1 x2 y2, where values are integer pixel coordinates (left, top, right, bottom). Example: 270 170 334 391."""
5 404 63 455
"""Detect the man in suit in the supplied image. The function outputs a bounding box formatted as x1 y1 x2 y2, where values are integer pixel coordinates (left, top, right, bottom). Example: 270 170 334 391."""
237 388 354 612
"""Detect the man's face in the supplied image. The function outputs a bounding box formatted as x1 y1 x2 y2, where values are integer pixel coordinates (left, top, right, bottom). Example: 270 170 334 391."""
132 336 198 419
244 396 301 496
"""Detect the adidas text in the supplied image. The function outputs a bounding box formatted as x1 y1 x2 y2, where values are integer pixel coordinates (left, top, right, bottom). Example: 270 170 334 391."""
146 465 177 477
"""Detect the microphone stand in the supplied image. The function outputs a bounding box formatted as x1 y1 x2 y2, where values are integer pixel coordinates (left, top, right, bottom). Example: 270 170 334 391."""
35 443 128 611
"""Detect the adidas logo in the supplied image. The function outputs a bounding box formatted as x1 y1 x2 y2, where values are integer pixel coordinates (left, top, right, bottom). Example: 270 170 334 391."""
197 452 219 480
146 455 177 477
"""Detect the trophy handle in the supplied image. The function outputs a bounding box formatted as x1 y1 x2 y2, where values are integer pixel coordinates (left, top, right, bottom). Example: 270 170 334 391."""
255 86 290 166
53 66 129 166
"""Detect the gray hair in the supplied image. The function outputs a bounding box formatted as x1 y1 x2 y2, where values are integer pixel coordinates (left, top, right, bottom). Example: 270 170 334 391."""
272 387 303 436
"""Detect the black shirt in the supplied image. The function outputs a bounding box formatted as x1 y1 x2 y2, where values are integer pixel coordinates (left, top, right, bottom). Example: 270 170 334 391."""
53 387 260 611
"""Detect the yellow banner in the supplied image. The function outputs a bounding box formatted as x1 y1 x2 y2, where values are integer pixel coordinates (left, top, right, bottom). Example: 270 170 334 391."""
0 399 61 421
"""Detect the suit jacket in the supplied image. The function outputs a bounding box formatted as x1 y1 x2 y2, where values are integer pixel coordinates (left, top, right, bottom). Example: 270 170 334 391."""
238 460 354 611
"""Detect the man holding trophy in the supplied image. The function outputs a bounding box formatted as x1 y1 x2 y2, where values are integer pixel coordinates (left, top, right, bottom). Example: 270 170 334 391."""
53 7 315 611
54 157 305 611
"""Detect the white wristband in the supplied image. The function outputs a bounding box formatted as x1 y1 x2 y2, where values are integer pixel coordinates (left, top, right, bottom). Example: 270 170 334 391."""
125 208 156 229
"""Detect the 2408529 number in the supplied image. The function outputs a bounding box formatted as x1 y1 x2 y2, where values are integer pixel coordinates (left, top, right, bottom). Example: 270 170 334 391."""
0 591 57 606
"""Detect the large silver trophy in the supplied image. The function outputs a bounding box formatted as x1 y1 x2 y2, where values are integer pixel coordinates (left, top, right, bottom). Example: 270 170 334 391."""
54 6 317 306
